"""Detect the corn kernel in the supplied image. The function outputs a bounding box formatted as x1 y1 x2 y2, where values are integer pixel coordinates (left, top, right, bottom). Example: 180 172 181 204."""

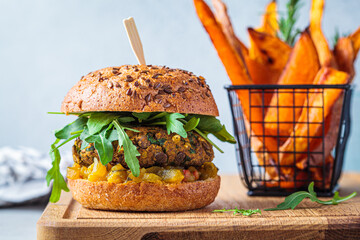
172 134 181 143
142 173 162 183
67 167 80 179
80 166 89 179
128 168 146 183
73 163 81 169
160 169 184 183
107 171 127 183
111 164 126 171
199 162 218 180
88 158 108 182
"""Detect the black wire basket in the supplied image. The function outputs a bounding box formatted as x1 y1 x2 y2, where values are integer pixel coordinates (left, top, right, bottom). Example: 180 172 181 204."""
225 84 352 196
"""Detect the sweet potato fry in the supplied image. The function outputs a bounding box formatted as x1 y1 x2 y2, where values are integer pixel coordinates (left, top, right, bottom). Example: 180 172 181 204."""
212 0 279 103
212 0 248 56
194 0 251 86
194 0 280 178
306 101 341 170
306 37 355 171
257 0 279 36
350 26 360 58
264 30 320 136
310 154 334 189
309 0 336 67
211 0 276 174
265 170 308 189
248 28 291 70
334 37 355 78
279 67 349 174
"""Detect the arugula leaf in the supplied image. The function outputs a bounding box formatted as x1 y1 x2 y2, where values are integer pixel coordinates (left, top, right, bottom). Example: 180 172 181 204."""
113 119 141 177
53 133 81 150
55 117 88 139
165 113 187 138
213 125 236 144
46 139 69 203
132 112 152 121
184 117 200 132
186 115 235 144
106 128 119 142
93 129 114 165
265 182 357 211
192 128 224 153
193 115 223 133
147 112 167 121
213 208 261 216
80 139 90 150
87 112 120 135
118 117 135 123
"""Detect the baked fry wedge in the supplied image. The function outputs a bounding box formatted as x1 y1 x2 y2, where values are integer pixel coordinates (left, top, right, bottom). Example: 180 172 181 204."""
257 0 279 36
248 28 291 71
279 67 349 174
309 0 336 67
264 30 320 137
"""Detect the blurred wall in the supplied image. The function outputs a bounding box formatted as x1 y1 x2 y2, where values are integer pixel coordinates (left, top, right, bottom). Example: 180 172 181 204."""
0 0 359 174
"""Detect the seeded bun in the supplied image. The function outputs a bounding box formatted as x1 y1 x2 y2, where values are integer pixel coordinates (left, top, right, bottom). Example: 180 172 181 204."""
61 65 219 116
67 176 220 211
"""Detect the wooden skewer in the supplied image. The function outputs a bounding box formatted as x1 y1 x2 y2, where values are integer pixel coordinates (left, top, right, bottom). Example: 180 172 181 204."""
123 17 146 65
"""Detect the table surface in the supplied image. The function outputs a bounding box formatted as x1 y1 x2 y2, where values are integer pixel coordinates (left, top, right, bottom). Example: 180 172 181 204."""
36 173 360 240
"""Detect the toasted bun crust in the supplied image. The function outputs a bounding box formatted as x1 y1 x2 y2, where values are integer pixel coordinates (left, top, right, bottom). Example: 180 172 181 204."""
61 65 219 116
68 176 220 211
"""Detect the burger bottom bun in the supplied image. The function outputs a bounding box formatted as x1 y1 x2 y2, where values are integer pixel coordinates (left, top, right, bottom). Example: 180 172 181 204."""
68 176 220 212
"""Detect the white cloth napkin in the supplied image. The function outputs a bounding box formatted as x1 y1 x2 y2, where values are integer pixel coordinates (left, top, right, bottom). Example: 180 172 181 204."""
0 147 72 207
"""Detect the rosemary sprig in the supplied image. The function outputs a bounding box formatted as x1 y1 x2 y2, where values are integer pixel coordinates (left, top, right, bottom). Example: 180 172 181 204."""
278 0 302 46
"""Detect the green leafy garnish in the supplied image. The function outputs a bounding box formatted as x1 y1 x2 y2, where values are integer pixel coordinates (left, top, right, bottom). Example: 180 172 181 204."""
165 113 187 138
46 139 69 203
47 111 235 202
265 182 357 211
87 112 120 135
184 117 200 132
132 112 151 121
333 28 340 48
213 208 261 216
55 117 87 139
113 119 141 177
278 0 302 46
93 129 114 165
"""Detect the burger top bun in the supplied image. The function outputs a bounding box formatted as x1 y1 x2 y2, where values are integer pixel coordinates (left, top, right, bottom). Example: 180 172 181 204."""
61 65 219 116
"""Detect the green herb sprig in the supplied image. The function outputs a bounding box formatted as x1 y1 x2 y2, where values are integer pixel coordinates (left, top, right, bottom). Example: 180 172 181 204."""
46 111 235 203
278 0 302 46
213 208 261 216
265 182 357 211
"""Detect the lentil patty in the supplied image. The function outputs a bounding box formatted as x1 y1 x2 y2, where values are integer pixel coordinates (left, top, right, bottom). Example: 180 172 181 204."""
72 126 214 168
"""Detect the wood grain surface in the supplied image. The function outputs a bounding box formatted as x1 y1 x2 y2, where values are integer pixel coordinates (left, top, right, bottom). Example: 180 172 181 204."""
37 173 360 240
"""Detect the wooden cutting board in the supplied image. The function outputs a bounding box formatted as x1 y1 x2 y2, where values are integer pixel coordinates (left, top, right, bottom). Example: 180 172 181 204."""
37 173 360 240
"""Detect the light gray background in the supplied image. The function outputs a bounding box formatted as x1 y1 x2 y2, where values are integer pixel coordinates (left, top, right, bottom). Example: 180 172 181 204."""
0 0 359 174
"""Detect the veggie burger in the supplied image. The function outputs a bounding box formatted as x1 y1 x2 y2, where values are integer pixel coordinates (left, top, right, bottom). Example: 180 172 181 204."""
47 64 235 211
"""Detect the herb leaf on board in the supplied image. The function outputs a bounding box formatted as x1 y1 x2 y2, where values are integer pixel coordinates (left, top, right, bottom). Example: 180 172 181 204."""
265 182 357 211
213 208 261 216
